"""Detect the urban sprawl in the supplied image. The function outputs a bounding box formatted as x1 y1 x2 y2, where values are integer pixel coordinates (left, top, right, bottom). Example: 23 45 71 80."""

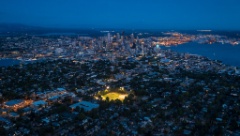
0 31 240 135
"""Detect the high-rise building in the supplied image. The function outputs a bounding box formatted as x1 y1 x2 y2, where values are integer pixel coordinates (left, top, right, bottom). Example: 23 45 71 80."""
131 42 136 49
107 33 111 43
116 33 120 42
141 44 144 56
103 40 107 51
131 33 134 43
121 31 125 43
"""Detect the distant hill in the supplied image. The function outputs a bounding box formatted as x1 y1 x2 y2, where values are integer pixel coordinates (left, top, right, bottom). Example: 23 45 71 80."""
0 23 104 37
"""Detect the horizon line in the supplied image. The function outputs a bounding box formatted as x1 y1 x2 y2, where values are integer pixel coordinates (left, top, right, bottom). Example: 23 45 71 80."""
1 22 240 32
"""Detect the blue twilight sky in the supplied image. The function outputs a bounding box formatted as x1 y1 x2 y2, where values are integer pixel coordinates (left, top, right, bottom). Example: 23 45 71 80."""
0 0 240 30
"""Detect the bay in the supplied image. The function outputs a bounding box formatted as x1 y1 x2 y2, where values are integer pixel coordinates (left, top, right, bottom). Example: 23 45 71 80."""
161 42 240 67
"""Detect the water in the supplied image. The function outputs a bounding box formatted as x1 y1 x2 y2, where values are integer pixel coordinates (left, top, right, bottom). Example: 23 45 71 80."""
0 58 21 67
0 58 45 67
161 42 240 67
1 43 240 67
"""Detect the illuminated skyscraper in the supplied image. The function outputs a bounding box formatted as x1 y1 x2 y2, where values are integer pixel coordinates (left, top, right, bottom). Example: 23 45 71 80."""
103 40 107 51
121 31 125 43
141 44 144 56
116 33 120 42
107 33 111 43
131 33 134 43
120 31 125 52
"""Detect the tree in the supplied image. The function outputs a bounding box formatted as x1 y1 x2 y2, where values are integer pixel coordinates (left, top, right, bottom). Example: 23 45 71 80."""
106 97 110 102
77 113 86 120
229 119 239 131
0 127 6 135
114 99 122 105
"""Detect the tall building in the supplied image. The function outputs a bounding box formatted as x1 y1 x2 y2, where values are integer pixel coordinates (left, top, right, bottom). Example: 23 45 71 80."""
141 44 144 56
131 42 137 57
102 40 107 51
120 31 125 53
107 33 111 43
116 33 120 42
131 33 134 43
121 31 125 43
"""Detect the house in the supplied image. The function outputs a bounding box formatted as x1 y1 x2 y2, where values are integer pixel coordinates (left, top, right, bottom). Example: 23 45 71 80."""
22 107 32 115
216 118 223 122
160 58 171 64
0 116 11 124
48 96 60 103
183 129 191 135
8 112 20 119
33 88 67 100
96 80 106 85
56 88 67 94
76 89 85 94
0 108 8 115
42 118 50 124
70 101 99 111
31 100 47 109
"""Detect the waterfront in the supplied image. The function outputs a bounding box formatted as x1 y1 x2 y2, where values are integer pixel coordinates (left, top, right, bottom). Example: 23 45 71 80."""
2 43 240 67
161 43 240 67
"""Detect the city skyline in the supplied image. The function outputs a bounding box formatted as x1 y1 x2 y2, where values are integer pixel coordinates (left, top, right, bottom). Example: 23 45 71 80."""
0 30 240 135
1 0 240 30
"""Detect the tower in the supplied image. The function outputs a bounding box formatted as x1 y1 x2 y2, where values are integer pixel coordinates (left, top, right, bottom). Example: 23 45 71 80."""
103 40 107 51
141 44 144 56
116 33 120 42
131 33 134 43
107 33 111 44
121 31 125 54
131 42 137 57
121 31 125 44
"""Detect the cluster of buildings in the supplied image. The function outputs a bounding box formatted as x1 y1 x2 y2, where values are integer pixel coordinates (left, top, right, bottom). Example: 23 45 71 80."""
1 88 79 114
0 31 239 61
0 87 98 135
0 32 239 135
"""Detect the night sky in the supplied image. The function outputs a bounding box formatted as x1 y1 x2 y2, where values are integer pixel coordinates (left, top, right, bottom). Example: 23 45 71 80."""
1 0 240 30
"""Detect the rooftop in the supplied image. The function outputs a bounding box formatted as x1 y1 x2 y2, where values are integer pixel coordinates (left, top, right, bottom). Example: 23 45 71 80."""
70 101 99 111
57 88 66 92
5 99 24 106
32 100 47 106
